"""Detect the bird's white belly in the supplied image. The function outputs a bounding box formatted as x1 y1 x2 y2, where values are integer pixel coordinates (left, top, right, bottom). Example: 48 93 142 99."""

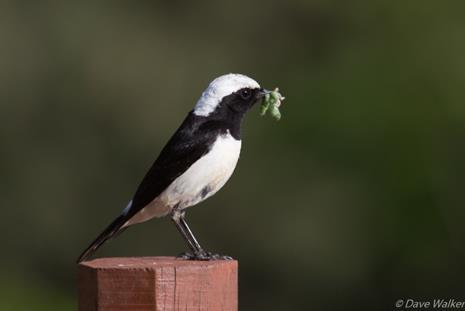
126 133 241 226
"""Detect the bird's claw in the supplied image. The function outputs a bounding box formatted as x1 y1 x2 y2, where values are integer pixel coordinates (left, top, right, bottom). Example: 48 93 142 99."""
177 251 234 261
207 252 234 260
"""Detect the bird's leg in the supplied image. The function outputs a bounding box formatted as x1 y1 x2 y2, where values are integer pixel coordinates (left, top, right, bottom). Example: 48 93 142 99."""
171 210 208 259
178 216 206 256
171 210 234 260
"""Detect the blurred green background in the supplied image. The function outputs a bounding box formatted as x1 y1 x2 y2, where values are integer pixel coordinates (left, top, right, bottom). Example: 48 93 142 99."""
1 1 465 310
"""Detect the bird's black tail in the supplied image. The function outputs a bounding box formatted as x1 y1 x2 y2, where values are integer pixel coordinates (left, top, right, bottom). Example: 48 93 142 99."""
77 214 128 263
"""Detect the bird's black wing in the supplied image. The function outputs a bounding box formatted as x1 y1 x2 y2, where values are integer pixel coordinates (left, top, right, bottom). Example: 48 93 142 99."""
129 113 222 214
77 113 224 262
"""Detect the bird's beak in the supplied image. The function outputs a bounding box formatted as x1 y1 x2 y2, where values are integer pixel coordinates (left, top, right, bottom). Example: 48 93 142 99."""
256 88 271 99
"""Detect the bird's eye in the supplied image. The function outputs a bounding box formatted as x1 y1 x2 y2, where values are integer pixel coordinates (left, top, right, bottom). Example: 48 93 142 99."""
240 89 252 100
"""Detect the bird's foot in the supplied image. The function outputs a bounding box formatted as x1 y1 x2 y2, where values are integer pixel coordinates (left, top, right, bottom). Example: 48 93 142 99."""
205 252 234 260
177 252 197 260
177 251 234 261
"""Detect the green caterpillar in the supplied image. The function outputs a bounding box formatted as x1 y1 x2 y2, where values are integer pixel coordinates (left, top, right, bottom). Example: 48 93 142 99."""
260 88 284 121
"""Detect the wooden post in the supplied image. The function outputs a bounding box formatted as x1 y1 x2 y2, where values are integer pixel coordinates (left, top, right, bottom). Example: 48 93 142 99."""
78 257 238 311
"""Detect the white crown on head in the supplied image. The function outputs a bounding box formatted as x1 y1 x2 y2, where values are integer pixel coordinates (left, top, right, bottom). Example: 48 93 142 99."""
193 74 260 116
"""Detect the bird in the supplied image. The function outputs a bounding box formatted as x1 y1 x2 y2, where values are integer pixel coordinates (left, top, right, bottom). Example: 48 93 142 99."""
77 73 271 262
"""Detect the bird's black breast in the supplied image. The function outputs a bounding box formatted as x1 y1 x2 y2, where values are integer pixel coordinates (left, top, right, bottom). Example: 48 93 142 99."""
127 112 238 217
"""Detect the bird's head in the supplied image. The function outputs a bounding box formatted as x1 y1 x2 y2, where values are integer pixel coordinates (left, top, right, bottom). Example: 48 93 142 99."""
193 74 267 118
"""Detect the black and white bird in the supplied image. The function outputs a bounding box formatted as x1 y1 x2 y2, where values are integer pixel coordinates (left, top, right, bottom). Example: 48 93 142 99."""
77 73 271 262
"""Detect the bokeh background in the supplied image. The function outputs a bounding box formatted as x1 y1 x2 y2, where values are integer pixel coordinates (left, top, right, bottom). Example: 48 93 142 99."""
1 1 465 310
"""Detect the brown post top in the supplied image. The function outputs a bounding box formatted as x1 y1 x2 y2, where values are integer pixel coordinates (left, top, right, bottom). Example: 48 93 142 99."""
78 257 238 311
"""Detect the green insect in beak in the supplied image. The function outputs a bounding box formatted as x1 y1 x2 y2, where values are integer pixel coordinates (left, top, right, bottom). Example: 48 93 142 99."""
260 88 285 121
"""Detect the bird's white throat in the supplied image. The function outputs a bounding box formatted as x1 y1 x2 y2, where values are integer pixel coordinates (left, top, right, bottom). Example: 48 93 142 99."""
193 73 260 117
